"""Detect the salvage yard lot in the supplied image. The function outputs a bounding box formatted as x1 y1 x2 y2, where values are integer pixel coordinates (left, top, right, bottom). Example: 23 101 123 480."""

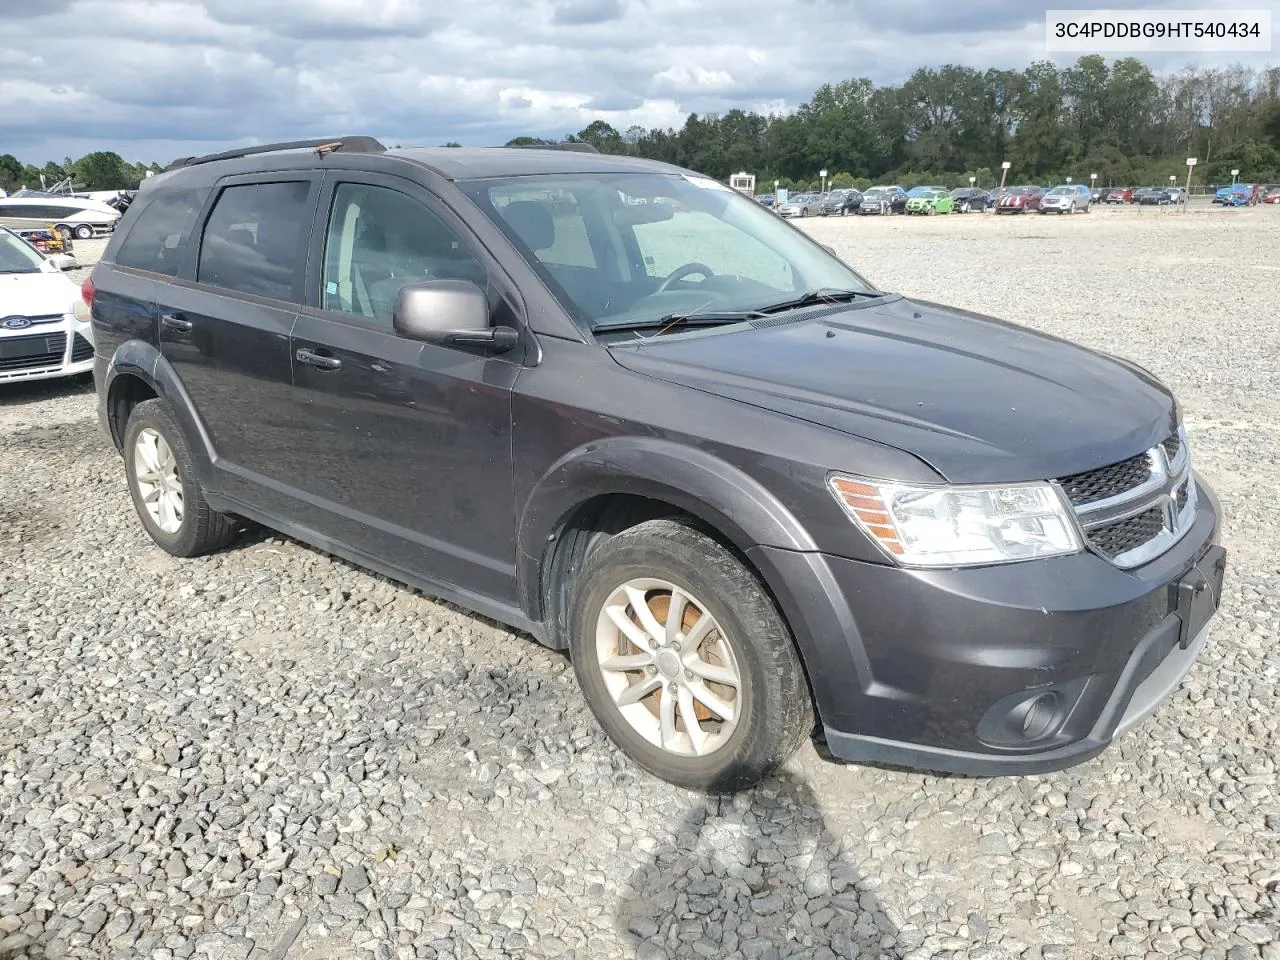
2 208 1278 960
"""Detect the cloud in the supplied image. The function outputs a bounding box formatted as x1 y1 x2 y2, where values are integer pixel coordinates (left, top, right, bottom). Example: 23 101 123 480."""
0 0 1274 164
551 0 625 25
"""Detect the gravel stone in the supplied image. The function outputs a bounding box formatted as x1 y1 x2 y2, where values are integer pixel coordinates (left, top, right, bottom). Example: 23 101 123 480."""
2 216 1278 959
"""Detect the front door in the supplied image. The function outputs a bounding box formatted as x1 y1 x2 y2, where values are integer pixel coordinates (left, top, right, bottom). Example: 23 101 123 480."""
157 175 320 511
286 176 522 605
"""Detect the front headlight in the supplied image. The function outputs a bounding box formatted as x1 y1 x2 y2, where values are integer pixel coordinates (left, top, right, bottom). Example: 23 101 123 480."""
829 475 1082 567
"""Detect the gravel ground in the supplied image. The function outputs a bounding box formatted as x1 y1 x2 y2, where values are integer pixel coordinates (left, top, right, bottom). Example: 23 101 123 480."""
2 211 1278 960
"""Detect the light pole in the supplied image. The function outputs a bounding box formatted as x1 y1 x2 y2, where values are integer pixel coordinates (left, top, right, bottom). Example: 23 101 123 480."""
969 176 976 186
1231 168 1239 186
998 160 1011 195
1066 176 1072 184
1183 157 1195 213
819 168 828 194
1090 172 1097 194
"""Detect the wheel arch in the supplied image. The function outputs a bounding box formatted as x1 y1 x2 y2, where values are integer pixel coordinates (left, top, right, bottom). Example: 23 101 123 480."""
102 340 218 485
517 439 819 649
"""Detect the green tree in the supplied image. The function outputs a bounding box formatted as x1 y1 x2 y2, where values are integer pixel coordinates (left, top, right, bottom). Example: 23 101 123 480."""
71 151 131 190
0 154 23 191
575 120 624 154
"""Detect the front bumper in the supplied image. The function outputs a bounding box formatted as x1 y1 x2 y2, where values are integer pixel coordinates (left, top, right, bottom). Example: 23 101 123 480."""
748 479 1224 775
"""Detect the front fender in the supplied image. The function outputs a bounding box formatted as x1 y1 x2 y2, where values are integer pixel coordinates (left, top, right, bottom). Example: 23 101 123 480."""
102 340 219 488
516 437 819 621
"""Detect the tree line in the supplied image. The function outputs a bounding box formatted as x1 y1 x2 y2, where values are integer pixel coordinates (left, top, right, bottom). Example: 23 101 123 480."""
0 151 161 194
5 57 1276 195
523 57 1280 191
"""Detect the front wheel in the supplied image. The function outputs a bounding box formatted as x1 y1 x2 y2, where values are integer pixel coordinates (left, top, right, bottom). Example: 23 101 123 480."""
123 399 239 557
569 519 813 792
73 224 94 241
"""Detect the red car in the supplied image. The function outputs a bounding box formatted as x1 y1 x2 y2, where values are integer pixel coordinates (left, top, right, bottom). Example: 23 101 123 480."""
1105 187 1134 204
1264 188 1280 205
995 186 1046 214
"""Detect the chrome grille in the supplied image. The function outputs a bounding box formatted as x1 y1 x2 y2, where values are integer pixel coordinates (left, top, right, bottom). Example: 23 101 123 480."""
1060 453 1152 506
1089 508 1166 560
1058 427 1195 569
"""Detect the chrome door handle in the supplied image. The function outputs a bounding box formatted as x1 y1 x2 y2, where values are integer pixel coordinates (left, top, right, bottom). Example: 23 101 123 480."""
295 348 342 371
161 314 192 332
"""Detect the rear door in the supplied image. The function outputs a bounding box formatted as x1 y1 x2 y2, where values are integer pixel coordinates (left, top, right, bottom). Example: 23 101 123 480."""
284 173 523 603
157 174 321 510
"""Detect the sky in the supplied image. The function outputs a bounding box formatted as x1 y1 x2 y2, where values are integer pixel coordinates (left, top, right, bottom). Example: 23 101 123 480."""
0 0 1276 166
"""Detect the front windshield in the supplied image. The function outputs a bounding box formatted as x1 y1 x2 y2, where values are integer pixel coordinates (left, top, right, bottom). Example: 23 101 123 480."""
0 231 45 274
463 173 874 331
1048 187 1075 196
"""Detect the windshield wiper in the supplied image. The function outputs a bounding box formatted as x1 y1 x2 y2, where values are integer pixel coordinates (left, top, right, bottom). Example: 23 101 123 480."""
594 310 764 335
755 288 886 315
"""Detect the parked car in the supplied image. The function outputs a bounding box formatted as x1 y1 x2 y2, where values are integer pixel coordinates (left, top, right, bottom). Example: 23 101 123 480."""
949 187 989 213
1263 187 1280 204
88 137 1225 791
995 186 1045 214
1163 187 1186 204
776 193 822 218
821 189 863 216
857 186 908 215
905 185 947 199
1105 187 1134 204
1214 184 1252 206
756 194 775 208
1039 184 1092 214
0 226 92 384
1089 187 1106 204
1134 187 1170 205
905 189 953 215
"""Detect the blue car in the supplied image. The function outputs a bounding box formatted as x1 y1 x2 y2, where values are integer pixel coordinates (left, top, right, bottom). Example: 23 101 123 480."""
1214 184 1251 207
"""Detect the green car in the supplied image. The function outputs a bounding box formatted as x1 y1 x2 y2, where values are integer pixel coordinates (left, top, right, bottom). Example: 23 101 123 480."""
905 189 954 215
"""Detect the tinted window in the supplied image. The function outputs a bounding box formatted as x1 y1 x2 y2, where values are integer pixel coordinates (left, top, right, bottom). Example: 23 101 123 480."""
321 183 486 325
115 189 208 276
197 182 311 301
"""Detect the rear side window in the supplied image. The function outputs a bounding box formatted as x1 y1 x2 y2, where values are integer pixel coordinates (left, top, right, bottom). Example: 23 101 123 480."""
197 182 311 301
114 189 208 276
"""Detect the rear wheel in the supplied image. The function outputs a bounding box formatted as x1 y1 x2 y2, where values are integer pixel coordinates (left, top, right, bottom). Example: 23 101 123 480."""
569 519 813 792
123 399 238 557
73 224 94 241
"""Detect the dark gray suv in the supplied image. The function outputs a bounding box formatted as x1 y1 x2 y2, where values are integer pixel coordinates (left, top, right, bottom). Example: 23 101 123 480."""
87 137 1225 791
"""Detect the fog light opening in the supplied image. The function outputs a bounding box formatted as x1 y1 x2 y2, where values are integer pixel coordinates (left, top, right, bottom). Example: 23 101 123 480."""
1020 692 1060 740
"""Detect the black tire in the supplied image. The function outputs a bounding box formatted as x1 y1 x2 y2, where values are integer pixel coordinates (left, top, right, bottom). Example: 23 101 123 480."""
568 519 813 792
123 399 238 557
73 224 94 241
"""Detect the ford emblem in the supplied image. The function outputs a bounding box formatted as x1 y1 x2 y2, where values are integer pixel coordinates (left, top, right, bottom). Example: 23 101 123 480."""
2 316 32 330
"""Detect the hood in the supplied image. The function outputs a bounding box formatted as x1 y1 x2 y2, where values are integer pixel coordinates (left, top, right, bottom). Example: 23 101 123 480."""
0 271 78 324
608 296 1176 484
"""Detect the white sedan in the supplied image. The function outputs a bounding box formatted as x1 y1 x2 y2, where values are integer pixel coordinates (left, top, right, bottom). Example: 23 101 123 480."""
0 227 94 384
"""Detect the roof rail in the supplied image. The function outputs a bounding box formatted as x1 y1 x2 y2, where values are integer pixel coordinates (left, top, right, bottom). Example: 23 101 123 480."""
507 142 600 154
165 136 387 172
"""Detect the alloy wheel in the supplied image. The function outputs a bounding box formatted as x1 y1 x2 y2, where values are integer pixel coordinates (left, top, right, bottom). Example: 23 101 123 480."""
133 427 184 533
594 578 741 757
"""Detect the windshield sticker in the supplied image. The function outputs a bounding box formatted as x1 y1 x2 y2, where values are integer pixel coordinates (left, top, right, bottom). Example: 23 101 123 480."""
684 176 734 192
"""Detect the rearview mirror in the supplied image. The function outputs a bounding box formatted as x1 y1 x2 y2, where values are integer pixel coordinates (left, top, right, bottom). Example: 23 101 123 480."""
393 280 518 353
613 202 675 226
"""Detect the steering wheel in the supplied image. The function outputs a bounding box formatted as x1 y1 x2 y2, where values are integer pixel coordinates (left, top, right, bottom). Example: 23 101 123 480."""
656 262 715 294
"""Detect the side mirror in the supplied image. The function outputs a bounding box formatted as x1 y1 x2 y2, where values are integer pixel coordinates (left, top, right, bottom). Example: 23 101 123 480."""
392 280 518 353
49 254 77 271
